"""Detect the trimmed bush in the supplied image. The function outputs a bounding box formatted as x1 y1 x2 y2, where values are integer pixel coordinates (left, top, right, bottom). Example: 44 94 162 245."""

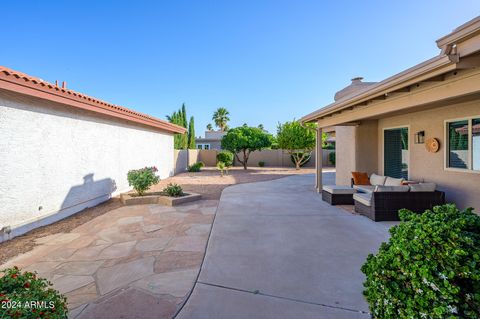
290 152 311 167
127 166 159 195
328 151 336 165
187 162 203 172
216 151 234 166
258 161 265 167
163 183 184 197
0 266 68 318
361 204 480 318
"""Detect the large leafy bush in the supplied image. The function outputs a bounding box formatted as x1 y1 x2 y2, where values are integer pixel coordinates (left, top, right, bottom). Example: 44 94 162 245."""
0 267 68 318
216 151 234 166
127 166 159 195
361 204 480 318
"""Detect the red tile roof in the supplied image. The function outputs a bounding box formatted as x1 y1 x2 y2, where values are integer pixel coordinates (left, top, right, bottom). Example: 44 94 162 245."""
0 66 186 134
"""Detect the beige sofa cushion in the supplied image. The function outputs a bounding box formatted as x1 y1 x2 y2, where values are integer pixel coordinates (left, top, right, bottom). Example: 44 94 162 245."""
384 176 404 186
370 173 387 186
409 183 436 192
353 193 372 206
322 185 355 194
374 185 410 192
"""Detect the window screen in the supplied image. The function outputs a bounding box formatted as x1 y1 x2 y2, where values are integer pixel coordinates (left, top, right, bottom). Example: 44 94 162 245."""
448 120 468 169
473 118 480 171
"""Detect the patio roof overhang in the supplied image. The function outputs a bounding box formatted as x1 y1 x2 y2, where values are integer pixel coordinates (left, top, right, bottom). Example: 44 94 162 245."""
301 16 480 129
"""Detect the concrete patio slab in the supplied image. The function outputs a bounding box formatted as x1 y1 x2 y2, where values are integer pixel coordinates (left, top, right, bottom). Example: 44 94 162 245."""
179 173 394 318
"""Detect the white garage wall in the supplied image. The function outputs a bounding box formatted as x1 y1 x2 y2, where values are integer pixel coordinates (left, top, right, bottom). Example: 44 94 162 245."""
0 91 174 240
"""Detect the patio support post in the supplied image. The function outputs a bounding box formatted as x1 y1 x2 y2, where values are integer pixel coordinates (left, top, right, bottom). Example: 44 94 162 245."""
315 127 323 193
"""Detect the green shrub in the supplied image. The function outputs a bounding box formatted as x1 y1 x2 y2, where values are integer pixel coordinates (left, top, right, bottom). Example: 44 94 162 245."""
127 166 159 195
258 161 265 167
0 266 68 318
216 151 234 166
322 143 335 150
290 152 311 167
198 161 205 168
361 204 480 319
328 151 336 165
163 183 184 197
187 162 203 172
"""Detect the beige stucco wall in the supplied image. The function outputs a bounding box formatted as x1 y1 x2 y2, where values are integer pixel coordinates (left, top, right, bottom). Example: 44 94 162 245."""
335 126 357 185
377 100 480 210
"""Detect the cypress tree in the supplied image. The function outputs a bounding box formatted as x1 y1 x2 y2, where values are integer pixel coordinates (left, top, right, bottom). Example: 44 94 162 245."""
188 116 196 149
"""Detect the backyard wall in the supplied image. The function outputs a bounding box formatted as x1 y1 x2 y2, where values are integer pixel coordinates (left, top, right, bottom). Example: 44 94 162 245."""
0 90 174 241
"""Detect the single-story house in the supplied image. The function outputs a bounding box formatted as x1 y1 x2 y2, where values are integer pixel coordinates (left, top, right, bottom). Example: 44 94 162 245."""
301 16 480 211
195 130 226 150
0 66 185 241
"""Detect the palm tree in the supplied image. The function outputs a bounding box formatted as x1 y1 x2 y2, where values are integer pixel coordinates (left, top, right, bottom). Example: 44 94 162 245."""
206 123 213 131
212 107 230 131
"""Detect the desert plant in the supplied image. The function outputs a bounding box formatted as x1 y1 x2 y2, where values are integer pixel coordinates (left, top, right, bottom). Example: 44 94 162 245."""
328 151 336 165
216 151 234 166
0 266 68 318
163 183 184 197
212 107 230 131
127 166 159 196
290 152 311 167
217 161 226 177
361 204 480 319
221 125 273 169
258 161 265 167
187 162 203 172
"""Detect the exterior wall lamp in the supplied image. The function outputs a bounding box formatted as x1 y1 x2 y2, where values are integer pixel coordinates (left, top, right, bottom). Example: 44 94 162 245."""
415 131 425 144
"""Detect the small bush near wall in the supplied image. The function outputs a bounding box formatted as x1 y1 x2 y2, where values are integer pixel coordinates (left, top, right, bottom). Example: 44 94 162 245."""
127 166 159 196
216 151 234 166
328 151 336 165
258 161 265 167
188 162 203 172
1 267 68 318
361 204 480 319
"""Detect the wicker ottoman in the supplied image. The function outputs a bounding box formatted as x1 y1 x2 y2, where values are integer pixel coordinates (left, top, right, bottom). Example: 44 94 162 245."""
322 185 355 205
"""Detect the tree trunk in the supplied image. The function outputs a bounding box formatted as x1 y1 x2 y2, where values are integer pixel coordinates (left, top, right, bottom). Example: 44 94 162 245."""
242 149 248 170
295 162 300 170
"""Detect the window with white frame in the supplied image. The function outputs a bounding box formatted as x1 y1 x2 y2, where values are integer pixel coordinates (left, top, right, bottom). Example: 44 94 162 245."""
446 117 480 171
196 143 210 150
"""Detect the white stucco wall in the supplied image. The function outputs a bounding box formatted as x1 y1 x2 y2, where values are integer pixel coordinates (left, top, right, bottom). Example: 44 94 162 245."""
0 91 174 240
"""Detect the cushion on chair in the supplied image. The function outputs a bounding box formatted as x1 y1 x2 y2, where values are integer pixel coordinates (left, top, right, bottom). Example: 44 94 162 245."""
353 185 375 194
374 185 410 192
384 176 404 186
351 172 370 185
369 173 387 186
409 183 436 192
322 185 355 194
353 193 372 207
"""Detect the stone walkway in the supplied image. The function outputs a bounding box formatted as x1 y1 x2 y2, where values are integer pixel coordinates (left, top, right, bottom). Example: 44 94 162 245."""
1 200 218 319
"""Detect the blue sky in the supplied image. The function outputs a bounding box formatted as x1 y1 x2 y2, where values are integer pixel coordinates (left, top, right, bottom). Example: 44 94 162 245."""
1 1 478 135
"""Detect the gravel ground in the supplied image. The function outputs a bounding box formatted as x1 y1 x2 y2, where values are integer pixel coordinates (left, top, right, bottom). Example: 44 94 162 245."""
0 167 315 264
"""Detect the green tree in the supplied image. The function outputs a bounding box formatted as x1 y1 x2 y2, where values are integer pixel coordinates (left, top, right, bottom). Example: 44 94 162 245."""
221 126 272 169
258 124 264 131
188 116 196 149
206 123 213 131
277 121 316 169
212 107 230 131
167 104 193 150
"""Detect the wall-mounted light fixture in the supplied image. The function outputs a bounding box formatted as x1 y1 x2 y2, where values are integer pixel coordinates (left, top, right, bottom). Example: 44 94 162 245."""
415 131 425 144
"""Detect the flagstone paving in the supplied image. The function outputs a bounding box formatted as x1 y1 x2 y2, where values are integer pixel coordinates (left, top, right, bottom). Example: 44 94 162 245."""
0 199 218 319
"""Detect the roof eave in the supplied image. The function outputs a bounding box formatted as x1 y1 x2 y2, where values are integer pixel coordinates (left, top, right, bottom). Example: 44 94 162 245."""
300 54 454 123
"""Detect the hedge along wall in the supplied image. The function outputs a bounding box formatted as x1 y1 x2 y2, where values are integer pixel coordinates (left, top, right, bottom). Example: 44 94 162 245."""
0 91 175 242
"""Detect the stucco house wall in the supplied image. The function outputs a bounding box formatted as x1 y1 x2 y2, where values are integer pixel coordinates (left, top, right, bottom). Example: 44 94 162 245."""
377 100 480 210
0 90 174 240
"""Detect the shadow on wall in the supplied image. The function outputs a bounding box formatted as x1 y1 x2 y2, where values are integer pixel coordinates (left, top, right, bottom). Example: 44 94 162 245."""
60 173 117 213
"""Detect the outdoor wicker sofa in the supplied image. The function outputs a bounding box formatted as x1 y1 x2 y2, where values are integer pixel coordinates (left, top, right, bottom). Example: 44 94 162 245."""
353 190 446 221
